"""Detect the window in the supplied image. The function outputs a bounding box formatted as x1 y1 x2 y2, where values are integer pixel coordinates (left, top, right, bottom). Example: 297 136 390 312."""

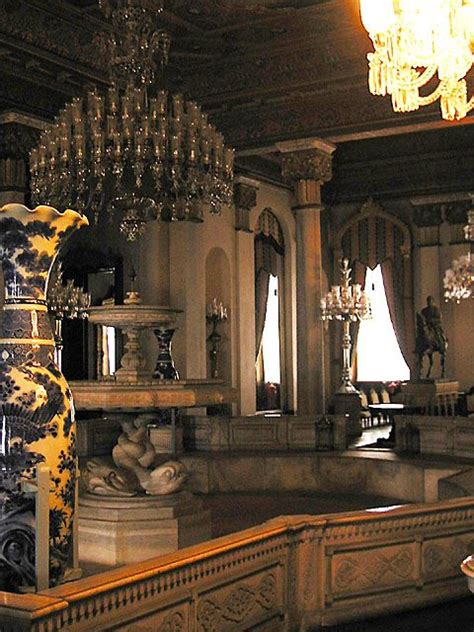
356 265 410 382
100 325 117 376
261 274 281 385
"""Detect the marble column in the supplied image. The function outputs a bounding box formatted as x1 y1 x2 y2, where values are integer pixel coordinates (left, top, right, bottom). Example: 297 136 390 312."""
277 139 336 415
234 176 259 414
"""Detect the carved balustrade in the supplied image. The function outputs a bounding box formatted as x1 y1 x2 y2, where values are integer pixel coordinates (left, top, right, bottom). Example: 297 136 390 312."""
0 498 472 631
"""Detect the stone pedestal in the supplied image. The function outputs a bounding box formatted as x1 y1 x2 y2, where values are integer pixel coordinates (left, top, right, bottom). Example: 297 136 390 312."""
396 379 460 415
332 392 362 436
149 425 184 454
78 491 211 566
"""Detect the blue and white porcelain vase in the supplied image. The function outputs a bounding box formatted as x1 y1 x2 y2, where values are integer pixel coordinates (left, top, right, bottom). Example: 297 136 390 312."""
0 204 87 591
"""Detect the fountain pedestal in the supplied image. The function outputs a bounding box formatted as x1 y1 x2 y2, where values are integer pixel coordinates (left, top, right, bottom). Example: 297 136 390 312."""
79 491 211 566
74 294 236 565
71 380 237 566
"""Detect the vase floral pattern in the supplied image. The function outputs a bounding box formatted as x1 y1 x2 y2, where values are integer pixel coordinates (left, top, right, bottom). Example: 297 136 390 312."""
0 204 87 591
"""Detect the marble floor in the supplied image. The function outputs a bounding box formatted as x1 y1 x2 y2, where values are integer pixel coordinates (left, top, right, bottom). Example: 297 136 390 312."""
348 424 393 449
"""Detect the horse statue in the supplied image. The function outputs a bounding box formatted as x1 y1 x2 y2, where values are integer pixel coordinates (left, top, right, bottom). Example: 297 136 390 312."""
415 311 448 379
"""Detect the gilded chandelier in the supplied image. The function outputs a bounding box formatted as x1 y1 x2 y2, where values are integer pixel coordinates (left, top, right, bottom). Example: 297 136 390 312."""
360 0 474 121
443 210 474 302
30 0 234 241
321 259 371 394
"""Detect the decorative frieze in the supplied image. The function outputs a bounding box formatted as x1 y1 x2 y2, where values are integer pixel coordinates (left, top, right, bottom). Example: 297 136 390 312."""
0 158 25 192
158 612 186 632
333 545 415 595
412 204 443 228
196 572 278 630
0 120 42 197
444 201 472 226
234 178 259 232
0 122 41 160
411 199 473 245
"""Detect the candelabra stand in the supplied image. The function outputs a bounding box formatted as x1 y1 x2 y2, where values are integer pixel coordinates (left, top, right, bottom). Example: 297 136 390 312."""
206 299 228 379
47 264 91 369
320 259 371 394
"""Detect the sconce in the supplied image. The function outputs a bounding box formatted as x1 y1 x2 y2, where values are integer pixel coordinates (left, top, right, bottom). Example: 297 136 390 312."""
206 298 228 379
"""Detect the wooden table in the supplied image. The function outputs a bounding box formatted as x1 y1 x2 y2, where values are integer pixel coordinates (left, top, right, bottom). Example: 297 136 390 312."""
368 402 405 422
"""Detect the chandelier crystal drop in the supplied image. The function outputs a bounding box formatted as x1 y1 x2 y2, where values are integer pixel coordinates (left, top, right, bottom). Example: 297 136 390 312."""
444 209 474 302
30 0 234 241
360 0 474 121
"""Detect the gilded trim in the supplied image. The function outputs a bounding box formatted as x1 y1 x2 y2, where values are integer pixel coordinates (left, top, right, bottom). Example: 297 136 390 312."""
3 303 48 312
0 338 54 346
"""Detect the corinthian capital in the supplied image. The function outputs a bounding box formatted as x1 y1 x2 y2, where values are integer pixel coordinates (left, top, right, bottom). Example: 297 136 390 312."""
277 138 336 186
281 148 334 185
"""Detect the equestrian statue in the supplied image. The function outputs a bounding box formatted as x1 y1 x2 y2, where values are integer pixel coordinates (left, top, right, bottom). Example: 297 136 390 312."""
415 295 448 379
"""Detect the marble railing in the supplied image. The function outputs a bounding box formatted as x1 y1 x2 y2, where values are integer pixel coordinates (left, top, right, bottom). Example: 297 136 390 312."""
396 414 474 459
1 498 472 632
183 413 349 451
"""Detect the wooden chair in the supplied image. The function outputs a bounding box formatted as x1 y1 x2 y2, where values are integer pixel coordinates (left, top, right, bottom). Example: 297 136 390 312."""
368 388 381 425
359 390 373 428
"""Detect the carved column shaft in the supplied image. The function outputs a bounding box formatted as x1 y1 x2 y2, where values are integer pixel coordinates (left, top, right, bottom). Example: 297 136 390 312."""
234 176 259 413
279 142 335 415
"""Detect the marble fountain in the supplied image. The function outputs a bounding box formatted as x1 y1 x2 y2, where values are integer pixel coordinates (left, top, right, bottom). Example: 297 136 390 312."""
70 292 237 566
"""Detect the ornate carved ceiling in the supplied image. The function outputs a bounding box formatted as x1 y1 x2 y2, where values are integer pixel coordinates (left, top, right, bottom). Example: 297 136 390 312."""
1 0 474 201
2 0 470 148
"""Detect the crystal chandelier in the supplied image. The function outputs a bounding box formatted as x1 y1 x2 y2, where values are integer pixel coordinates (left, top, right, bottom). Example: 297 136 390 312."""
360 0 474 121
321 259 371 394
30 0 234 241
47 263 91 367
444 209 474 302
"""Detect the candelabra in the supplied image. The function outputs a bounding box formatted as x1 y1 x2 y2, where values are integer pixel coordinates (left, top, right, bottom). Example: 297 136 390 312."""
206 298 228 379
444 208 474 302
320 259 371 394
47 264 91 368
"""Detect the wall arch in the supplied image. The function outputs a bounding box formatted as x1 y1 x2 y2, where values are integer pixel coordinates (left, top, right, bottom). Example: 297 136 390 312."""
334 197 415 374
254 206 296 412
